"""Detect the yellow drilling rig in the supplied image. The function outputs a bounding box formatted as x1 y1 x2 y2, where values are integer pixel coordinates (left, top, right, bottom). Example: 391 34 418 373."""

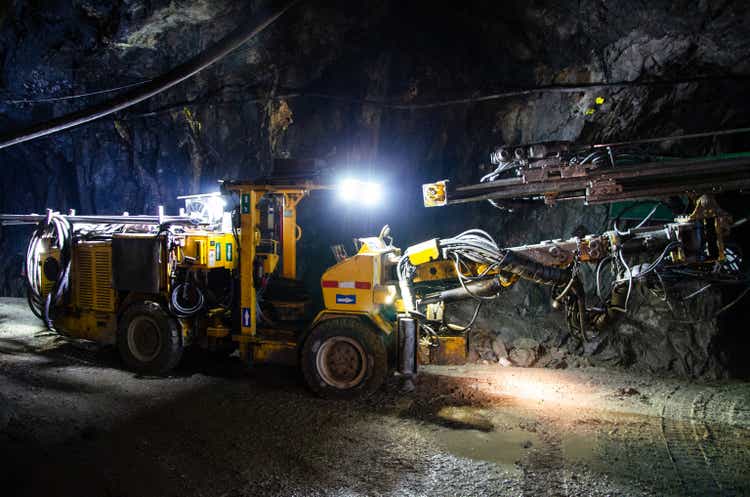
1 146 743 398
1 164 411 399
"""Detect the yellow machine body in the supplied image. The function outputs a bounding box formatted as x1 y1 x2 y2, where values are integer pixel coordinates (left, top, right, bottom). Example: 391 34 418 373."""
321 255 379 312
257 239 280 274
220 180 401 365
404 238 440 265
41 241 119 343
54 311 117 343
26 179 419 375
428 336 467 365
222 181 335 363
320 238 398 315
39 244 61 297
180 232 237 269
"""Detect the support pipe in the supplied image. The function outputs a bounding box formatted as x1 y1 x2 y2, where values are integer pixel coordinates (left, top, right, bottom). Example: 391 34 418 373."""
0 214 199 226
0 0 300 150
397 316 418 377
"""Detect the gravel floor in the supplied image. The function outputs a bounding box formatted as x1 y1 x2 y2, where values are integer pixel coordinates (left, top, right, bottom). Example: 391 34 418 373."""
1 297 749 497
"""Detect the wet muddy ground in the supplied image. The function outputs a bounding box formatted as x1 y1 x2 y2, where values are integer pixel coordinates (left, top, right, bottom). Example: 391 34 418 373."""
1 297 749 497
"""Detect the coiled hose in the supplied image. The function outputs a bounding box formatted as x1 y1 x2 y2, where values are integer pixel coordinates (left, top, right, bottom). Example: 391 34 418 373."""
25 213 73 329
169 281 205 318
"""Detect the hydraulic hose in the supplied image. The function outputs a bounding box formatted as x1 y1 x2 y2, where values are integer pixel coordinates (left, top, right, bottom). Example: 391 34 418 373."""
420 278 503 304
169 282 205 318
398 229 571 327
497 250 571 286
25 213 73 329
437 229 570 286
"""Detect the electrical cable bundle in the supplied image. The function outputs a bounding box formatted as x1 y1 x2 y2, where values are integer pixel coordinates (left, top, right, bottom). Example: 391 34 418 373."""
25 213 73 329
481 161 521 183
398 229 573 300
397 229 575 333
603 205 749 320
569 146 663 167
439 229 572 287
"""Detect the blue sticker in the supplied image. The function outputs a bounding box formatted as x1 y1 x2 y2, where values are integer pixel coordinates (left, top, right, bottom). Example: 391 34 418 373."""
215 243 221 261
336 294 356 305
226 243 233 261
242 307 251 327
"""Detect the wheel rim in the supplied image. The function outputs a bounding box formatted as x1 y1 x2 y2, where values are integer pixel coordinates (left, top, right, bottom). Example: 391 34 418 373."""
316 336 367 389
127 316 162 363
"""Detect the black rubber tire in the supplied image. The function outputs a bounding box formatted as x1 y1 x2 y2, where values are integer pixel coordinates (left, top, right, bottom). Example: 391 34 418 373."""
117 301 183 375
301 318 387 399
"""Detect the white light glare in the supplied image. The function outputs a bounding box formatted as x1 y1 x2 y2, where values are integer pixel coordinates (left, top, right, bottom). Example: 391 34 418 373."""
206 195 227 222
337 178 383 206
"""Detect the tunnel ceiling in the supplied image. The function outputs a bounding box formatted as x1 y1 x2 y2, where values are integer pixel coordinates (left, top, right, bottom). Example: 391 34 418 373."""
0 0 749 377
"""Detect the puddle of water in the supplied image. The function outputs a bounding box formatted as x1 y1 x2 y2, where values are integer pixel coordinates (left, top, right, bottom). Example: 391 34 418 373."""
560 432 599 464
436 426 541 469
433 405 539 470
432 405 612 474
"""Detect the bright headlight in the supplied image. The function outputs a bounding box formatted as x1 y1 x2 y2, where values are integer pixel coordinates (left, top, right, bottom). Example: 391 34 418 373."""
337 179 383 206
337 179 359 202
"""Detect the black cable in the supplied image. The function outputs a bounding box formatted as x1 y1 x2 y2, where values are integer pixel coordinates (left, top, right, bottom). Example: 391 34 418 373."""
715 287 750 316
0 0 300 150
451 255 500 301
125 72 750 118
661 270 750 284
633 241 683 280
1 80 151 105
683 284 712 301
612 200 665 235
596 256 614 304
653 270 673 312
444 302 482 332
592 127 750 149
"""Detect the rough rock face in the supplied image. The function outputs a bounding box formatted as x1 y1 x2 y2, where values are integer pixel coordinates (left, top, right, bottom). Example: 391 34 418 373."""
467 280 727 377
0 0 749 377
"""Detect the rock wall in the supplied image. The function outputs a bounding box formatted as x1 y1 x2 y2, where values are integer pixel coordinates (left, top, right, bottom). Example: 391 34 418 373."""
1 0 749 377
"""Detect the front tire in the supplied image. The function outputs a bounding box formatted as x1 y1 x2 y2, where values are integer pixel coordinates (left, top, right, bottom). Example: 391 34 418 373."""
117 301 183 375
302 318 387 399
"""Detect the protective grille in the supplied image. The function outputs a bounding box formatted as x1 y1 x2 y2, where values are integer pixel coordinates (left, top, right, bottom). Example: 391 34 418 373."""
75 243 114 312
95 251 112 308
77 251 94 308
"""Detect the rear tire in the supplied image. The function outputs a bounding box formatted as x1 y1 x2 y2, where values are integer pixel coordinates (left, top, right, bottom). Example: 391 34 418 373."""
117 301 182 375
301 318 387 399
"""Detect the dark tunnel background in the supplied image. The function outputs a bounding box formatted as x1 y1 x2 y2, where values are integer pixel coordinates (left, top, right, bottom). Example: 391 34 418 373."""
0 0 749 377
